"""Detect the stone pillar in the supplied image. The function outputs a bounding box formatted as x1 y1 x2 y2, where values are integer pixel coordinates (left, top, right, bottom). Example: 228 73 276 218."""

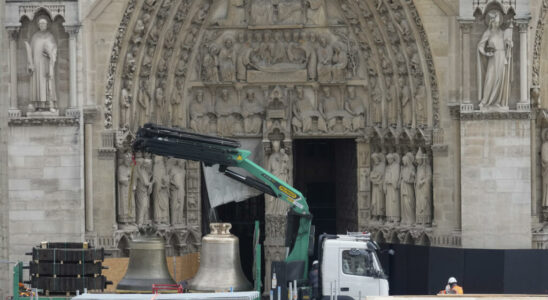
84 108 97 232
460 22 473 111
7 27 21 118
517 21 530 110
65 26 80 117
356 137 371 229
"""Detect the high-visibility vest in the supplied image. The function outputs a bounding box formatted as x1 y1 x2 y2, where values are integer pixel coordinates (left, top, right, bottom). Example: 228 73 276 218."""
452 285 463 294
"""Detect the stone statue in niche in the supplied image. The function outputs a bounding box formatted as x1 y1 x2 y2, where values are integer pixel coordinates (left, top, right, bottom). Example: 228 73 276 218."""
400 152 416 226
241 90 264 135
136 80 151 130
370 152 386 221
266 140 291 215
320 87 351 132
317 35 334 82
171 85 183 126
399 77 412 128
216 89 242 136
219 38 236 82
168 158 185 226
154 87 168 125
292 86 326 133
332 42 348 82
120 88 131 130
541 129 548 219
190 89 213 133
384 153 401 223
370 77 383 126
132 19 145 45
306 0 326 25
415 148 432 226
135 154 153 225
153 156 170 225
25 16 58 113
344 86 365 131
407 44 420 76
385 76 398 127
117 152 135 224
202 44 220 82
415 81 427 126
477 9 513 110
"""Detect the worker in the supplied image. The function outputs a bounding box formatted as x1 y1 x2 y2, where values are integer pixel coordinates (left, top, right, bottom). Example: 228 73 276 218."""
309 260 319 300
439 277 463 294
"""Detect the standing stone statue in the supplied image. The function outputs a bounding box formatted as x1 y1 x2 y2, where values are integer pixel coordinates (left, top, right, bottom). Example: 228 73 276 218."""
415 82 427 126
242 90 264 135
386 76 398 127
384 153 401 223
415 148 432 226
219 38 236 82
135 155 153 225
266 140 291 215
317 36 333 82
25 16 58 112
370 152 386 221
117 152 135 224
292 86 326 133
400 152 416 226
320 86 351 132
477 9 513 110
202 44 220 82
370 77 383 126
216 89 242 136
399 77 412 128
332 42 348 82
344 86 365 131
303 32 318 80
541 130 548 219
168 158 185 226
153 156 170 225
236 33 254 81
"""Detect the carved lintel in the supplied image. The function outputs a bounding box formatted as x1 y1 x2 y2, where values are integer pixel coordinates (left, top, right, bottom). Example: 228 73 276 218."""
459 111 532 120
8 116 79 126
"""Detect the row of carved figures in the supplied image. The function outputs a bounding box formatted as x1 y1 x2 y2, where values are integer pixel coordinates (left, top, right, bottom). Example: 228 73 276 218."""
370 148 432 226
199 30 356 83
117 152 187 227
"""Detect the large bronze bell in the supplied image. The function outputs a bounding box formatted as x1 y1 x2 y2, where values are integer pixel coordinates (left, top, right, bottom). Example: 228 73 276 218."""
189 223 252 292
116 235 175 293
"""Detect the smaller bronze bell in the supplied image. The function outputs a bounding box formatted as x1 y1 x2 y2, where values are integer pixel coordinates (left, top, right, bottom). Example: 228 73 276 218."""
189 223 252 292
116 235 175 293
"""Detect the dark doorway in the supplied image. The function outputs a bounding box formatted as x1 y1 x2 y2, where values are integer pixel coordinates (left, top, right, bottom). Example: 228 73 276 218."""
293 139 358 259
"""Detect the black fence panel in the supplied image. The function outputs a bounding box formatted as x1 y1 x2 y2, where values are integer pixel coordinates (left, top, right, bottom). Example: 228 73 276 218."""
379 243 548 295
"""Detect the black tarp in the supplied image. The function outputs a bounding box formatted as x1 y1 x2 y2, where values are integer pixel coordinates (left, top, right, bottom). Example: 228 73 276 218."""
378 244 548 295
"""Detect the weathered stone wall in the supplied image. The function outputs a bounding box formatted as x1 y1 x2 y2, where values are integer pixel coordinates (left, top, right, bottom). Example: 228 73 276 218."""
460 119 532 249
7 125 84 263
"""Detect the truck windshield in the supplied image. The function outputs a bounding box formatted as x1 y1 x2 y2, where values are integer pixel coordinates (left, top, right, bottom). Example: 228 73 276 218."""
342 249 378 277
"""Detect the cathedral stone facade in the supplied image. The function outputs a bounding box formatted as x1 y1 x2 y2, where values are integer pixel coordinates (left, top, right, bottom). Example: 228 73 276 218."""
2 0 548 297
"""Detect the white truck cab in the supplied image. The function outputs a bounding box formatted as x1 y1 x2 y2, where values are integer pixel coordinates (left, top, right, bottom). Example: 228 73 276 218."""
319 233 389 299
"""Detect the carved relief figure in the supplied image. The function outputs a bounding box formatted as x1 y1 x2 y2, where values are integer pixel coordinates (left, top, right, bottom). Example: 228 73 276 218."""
320 87 351 132
120 88 131 129
219 38 236 82
118 152 135 224
317 35 333 82
400 152 416 226
242 90 264 135
251 0 274 25
266 140 291 215
344 86 365 131
306 0 326 25
332 42 348 82
370 77 383 126
415 149 432 226
384 153 400 223
292 86 326 133
168 158 185 226
385 76 398 127
370 152 386 221
153 156 170 225
478 9 513 109
236 32 255 81
203 44 220 82
399 77 412 127
190 89 213 133
25 16 58 112
136 80 151 130
542 130 548 218
415 82 427 126
303 32 318 80
272 32 288 64
277 0 304 24
135 155 153 225
216 89 242 136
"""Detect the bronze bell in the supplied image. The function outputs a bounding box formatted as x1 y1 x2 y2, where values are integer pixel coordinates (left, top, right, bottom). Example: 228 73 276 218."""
189 223 252 292
116 235 175 293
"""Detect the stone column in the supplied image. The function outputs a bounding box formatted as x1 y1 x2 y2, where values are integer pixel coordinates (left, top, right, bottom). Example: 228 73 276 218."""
7 27 21 118
83 108 97 232
460 21 473 111
517 21 530 110
356 137 371 229
65 26 80 117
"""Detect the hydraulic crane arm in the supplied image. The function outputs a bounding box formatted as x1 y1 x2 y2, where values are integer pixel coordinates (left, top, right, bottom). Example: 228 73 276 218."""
133 123 312 268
